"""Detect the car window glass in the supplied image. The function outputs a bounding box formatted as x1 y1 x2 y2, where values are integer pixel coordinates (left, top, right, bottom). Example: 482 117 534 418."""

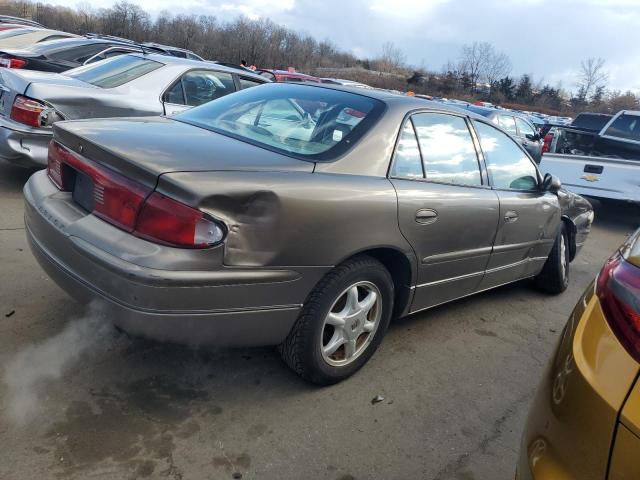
163 80 185 105
239 77 263 90
474 121 539 190
50 43 108 63
175 84 383 160
39 34 70 42
182 70 235 107
390 121 423 179
411 112 481 186
104 48 135 59
67 55 163 88
515 117 536 136
498 115 518 135
603 114 640 141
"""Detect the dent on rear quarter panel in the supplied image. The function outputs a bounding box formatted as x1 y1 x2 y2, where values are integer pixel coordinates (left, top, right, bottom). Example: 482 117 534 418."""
156 170 414 268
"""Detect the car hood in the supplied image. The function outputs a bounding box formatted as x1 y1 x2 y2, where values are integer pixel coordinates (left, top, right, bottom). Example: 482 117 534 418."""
53 117 314 187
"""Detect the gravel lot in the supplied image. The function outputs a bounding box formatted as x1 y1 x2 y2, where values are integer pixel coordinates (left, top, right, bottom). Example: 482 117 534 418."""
1 160 638 480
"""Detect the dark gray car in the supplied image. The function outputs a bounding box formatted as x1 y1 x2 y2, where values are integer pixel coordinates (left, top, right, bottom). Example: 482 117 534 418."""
23 83 593 384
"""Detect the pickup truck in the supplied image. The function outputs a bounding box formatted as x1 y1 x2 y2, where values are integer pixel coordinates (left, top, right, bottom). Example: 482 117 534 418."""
540 110 640 203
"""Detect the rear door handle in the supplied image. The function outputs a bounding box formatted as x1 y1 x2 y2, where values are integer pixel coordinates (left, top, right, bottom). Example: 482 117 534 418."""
504 211 519 223
415 208 438 225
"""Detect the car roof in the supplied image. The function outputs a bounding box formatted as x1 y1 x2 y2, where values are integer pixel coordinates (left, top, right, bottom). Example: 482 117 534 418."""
132 53 269 81
274 82 490 120
21 36 132 53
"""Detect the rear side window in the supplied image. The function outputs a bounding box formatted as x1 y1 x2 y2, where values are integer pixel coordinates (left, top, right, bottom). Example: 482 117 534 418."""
239 77 263 90
67 55 163 88
412 113 482 186
603 114 640 142
390 122 423 178
181 70 235 106
474 121 538 191
175 83 384 160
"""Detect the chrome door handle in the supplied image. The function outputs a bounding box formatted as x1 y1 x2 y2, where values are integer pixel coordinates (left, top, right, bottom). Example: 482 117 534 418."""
415 208 438 225
504 211 519 223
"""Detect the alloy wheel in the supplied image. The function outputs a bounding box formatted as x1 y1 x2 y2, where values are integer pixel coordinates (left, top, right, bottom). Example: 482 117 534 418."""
320 281 382 367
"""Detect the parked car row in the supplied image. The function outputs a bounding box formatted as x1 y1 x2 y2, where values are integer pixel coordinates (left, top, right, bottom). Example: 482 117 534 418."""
0 53 268 167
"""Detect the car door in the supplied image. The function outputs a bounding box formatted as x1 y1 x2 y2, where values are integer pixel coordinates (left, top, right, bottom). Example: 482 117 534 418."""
162 69 236 115
389 112 500 312
515 116 542 162
472 120 561 290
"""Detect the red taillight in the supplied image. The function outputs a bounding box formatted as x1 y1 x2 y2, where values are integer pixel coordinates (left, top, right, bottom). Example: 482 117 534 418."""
10 95 45 127
596 253 640 362
0 57 27 68
47 141 150 231
47 141 225 248
136 193 224 248
541 133 554 154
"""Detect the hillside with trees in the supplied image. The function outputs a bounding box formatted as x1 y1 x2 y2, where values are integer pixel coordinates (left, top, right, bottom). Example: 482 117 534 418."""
2 0 638 115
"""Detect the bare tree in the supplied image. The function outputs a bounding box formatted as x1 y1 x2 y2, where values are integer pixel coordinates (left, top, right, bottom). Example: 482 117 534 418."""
376 41 406 73
577 57 608 100
458 41 511 92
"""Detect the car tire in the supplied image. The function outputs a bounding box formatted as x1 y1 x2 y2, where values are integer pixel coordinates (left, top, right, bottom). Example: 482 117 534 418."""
279 255 394 385
534 223 569 294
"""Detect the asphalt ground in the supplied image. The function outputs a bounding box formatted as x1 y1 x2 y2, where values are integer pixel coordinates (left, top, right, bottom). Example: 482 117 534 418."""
1 160 638 480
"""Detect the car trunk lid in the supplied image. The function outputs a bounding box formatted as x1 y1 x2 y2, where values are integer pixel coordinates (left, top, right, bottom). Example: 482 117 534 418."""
53 116 314 189
0 67 95 119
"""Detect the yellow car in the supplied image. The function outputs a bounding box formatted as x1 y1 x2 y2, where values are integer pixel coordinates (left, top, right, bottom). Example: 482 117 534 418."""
518 228 640 479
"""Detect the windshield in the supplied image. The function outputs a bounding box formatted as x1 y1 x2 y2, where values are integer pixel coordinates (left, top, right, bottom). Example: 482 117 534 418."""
174 83 385 160
66 55 163 88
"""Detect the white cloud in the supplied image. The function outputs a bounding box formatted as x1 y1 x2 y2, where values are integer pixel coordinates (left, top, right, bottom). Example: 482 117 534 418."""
36 0 640 92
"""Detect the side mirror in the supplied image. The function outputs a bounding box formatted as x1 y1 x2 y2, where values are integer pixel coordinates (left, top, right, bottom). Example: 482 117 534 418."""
542 173 561 193
526 133 541 142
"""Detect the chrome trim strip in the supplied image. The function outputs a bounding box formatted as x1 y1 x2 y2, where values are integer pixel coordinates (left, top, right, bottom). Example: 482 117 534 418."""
422 246 492 264
415 256 546 289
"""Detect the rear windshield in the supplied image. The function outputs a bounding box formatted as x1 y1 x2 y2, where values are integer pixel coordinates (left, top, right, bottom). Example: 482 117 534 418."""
174 83 385 160
603 113 640 142
66 55 163 88
571 113 613 131
0 28 35 38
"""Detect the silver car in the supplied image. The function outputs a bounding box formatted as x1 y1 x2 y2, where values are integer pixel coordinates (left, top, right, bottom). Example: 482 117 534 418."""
24 83 593 384
0 53 268 167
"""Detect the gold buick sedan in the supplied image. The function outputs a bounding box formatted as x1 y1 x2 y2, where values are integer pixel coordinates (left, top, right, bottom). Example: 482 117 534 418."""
517 228 640 479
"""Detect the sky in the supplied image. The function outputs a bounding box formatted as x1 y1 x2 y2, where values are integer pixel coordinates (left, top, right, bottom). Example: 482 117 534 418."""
46 0 640 93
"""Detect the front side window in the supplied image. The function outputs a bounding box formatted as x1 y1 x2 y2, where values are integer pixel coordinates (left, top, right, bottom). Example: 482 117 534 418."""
67 55 163 88
474 121 539 191
412 113 481 186
515 117 536 137
390 122 423 178
181 70 235 106
498 115 518 135
603 113 640 142
174 83 384 160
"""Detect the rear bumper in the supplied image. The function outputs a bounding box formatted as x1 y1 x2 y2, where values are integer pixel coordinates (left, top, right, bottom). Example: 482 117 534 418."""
24 170 326 347
0 118 51 168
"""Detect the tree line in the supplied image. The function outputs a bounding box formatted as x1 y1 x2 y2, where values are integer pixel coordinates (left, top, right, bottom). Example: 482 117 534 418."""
2 1 638 115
